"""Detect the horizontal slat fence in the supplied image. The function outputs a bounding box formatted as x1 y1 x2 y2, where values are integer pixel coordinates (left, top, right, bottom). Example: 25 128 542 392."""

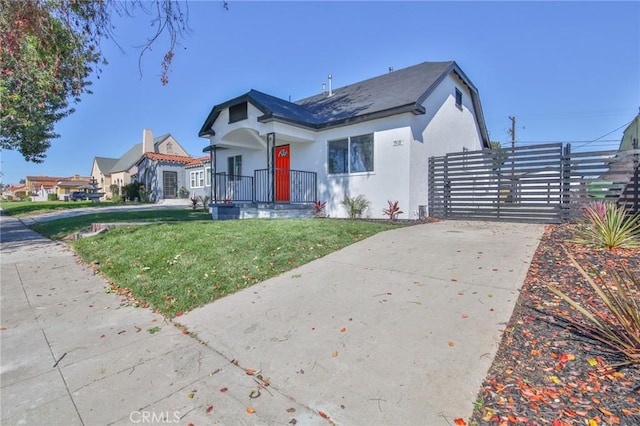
429 142 639 223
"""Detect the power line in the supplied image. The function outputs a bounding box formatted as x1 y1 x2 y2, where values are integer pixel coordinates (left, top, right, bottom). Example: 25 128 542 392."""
573 120 632 149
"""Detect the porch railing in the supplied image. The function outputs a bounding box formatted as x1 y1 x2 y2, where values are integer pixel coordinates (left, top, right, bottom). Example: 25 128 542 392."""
212 173 254 203
254 168 317 204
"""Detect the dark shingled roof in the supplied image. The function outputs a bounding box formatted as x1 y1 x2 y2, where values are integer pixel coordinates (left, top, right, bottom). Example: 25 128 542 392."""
199 61 489 147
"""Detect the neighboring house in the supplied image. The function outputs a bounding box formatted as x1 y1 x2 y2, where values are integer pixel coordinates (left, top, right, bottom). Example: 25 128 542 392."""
184 156 211 200
91 129 190 199
55 176 92 200
198 60 490 219
136 153 196 201
5 184 27 200
23 175 91 201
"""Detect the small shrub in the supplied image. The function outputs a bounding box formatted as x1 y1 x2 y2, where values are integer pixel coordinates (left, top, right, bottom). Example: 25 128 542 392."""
178 187 189 199
574 201 640 249
382 200 403 221
47 193 58 201
198 195 211 211
314 200 327 217
341 194 370 219
110 184 119 196
547 246 640 368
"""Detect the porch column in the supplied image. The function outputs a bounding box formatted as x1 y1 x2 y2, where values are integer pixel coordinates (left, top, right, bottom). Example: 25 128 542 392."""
267 132 275 204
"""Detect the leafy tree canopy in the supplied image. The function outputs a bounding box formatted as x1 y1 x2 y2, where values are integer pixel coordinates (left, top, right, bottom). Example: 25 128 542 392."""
0 0 192 163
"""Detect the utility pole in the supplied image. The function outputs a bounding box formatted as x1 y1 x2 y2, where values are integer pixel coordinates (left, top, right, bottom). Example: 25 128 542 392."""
508 116 516 177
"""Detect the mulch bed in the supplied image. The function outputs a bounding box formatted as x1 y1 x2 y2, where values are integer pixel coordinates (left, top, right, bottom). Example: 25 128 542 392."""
468 223 640 425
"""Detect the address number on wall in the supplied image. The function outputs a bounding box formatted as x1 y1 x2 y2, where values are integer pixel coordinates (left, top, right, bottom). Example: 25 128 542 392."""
393 140 404 147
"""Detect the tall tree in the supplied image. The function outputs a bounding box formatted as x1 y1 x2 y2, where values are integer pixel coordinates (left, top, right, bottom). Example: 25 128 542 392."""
0 0 192 163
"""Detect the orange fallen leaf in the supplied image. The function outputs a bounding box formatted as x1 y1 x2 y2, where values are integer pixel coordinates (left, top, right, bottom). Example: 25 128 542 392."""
245 368 258 375
246 407 255 414
448 341 455 347
454 419 467 426
461 314 469 319
319 411 329 419
175 312 184 317
599 407 613 417
340 327 346 332
332 351 338 357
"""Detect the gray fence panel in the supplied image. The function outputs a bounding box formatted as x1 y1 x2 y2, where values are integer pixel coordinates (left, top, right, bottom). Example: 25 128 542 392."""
428 142 640 223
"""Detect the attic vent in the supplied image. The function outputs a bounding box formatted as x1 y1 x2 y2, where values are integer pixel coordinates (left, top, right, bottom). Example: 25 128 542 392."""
229 102 248 123
389 66 394 73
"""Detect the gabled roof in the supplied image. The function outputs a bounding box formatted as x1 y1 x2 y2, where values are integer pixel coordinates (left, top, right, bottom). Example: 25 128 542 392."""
94 157 119 173
199 61 490 147
109 143 143 173
137 152 195 165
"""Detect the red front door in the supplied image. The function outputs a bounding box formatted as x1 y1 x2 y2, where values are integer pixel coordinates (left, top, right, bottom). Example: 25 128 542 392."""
275 145 290 202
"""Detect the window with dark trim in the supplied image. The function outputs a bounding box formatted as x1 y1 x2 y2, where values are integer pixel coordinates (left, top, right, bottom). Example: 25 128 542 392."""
327 134 374 174
229 102 248 123
227 155 242 181
455 88 463 108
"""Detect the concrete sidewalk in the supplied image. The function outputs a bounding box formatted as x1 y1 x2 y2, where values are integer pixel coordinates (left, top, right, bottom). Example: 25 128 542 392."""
1 212 544 425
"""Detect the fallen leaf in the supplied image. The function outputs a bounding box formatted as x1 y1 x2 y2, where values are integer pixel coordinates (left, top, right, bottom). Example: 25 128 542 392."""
245 368 258 375
286 407 296 413
246 407 255 414
461 314 469 319
206 405 213 413
188 393 195 399
182 330 189 335
549 375 561 384
332 351 338 357
454 419 467 426
448 341 455 347
319 411 329 419
340 327 346 332
220 387 228 393
175 312 184 317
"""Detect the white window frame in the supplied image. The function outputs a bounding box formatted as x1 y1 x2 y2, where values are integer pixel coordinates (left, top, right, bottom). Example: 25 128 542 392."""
205 167 211 187
190 170 205 188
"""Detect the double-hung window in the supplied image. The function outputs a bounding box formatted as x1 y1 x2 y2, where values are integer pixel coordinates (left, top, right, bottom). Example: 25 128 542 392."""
190 170 205 188
205 167 211 187
327 134 374 174
227 155 242 181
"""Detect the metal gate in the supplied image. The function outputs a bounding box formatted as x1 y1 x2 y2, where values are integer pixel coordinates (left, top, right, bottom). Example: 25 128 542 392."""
429 142 639 223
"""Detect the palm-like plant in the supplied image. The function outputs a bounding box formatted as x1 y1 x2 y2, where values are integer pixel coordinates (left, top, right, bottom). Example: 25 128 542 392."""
574 201 640 249
547 246 640 368
341 194 370 220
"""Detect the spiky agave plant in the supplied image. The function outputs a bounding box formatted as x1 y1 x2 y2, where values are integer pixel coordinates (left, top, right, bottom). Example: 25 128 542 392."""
547 246 640 368
574 201 640 249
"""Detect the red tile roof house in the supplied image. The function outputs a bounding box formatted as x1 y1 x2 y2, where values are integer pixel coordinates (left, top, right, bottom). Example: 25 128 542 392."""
197 61 490 219
91 129 190 200
136 153 199 202
25 175 90 201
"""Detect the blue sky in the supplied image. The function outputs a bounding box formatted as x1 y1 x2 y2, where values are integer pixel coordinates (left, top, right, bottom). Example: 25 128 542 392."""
1 1 638 185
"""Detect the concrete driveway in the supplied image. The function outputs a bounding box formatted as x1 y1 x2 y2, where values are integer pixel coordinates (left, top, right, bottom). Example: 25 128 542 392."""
1 211 544 425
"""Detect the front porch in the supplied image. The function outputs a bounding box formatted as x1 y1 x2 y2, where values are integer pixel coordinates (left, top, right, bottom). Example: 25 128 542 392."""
208 168 318 220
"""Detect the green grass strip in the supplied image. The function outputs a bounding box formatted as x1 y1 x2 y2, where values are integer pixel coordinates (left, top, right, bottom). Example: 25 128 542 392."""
71 219 398 317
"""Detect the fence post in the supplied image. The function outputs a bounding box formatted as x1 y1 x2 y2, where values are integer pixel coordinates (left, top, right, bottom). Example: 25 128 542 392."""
634 138 639 214
561 143 572 222
428 157 434 217
443 155 450 218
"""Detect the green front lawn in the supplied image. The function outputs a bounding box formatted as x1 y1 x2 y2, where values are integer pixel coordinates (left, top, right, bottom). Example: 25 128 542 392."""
71 219 398 316
31 209 210 239
0 200 113 217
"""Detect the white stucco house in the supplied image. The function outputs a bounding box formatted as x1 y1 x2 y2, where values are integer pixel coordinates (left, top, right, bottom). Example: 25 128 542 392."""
197 61 490 219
